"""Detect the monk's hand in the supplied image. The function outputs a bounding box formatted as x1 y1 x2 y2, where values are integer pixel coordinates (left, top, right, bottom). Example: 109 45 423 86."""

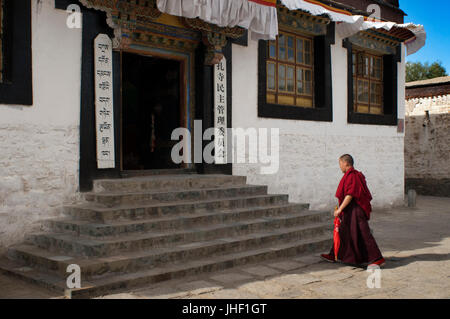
334 208 342 217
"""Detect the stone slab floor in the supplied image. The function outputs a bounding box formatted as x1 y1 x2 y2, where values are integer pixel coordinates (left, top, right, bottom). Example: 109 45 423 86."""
1 195 449 299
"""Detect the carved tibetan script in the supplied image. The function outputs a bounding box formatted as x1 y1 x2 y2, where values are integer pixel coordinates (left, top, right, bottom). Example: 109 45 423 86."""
94 34 115 169
214 58 227 164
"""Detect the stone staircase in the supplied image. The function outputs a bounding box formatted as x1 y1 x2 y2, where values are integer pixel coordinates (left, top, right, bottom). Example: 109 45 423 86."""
0 174 332 298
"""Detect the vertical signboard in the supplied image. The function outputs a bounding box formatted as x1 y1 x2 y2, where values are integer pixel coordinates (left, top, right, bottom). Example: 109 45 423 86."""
94 34 115 169
214 58 227 164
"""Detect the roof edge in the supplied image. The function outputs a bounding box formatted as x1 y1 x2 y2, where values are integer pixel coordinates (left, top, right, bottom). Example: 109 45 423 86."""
406 76 450 88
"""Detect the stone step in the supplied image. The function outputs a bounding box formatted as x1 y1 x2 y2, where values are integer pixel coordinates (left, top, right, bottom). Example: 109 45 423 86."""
27 214 330 257
46 203 314 238
84 185 268 207
120 168 197 178
93 174 247 193
11 220 330 279
0 172 333 299
63 194 292 223
0 235 332 298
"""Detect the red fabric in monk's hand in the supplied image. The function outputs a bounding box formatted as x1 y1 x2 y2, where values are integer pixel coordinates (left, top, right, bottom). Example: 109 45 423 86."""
335 167 373 220
333 216 341 261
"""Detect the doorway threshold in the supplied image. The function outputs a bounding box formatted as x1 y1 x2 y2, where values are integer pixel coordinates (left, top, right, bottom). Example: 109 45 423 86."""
120 168 197 178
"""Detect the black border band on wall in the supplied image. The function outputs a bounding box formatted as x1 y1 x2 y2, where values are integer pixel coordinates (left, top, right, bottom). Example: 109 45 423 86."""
0 0 32 105
55 0 75 9
230 30 248 47
79 8 121 191
344 38 400 126
56 1 121 191
257 23 335 122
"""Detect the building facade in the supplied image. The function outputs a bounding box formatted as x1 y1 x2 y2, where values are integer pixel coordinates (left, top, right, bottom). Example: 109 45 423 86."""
0 0 425 248
405 76 450 197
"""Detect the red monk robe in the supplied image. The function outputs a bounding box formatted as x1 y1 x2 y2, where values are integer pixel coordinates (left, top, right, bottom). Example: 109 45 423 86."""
335 167 373 219
327 167 384 266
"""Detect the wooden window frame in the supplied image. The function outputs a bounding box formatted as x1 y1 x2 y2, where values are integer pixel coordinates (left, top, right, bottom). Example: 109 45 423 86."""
344 39 400 126
266 31 315 108
258 23 335 122
352 50 384 115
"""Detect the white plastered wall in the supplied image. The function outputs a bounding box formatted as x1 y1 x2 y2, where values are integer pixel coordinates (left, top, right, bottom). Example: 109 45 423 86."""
232 31 406 211
0 0 82 248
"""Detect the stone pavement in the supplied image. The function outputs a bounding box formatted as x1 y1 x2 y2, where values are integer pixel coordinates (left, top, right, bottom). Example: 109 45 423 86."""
1 195 449 299
0 274 62 299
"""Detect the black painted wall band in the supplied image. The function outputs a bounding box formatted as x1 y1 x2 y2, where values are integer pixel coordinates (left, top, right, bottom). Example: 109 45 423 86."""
0 0 32 105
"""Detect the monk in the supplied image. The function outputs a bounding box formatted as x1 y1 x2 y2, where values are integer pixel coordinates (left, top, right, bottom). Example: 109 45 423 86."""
321 154 386 267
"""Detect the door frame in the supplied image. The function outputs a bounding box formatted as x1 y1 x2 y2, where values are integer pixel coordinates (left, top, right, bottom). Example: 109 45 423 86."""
119 44 196 172
72 2 234 192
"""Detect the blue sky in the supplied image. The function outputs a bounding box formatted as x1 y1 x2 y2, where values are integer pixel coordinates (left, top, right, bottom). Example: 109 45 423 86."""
401 0 450 73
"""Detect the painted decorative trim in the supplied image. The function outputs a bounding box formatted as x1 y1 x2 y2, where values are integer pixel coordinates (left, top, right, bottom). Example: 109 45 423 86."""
183 17 245 64
80 0 163 49
347 30 400 56
230 30 248 47
365 29 406 44
126 23 201 53
79 0 243 64
182 17 246 39
277 6 329 36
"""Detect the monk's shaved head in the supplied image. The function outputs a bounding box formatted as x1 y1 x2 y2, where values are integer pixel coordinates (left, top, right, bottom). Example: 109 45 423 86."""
339 154 354 166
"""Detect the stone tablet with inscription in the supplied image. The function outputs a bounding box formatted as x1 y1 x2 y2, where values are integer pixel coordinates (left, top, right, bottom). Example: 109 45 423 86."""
94 34 115 169
214 58 227 164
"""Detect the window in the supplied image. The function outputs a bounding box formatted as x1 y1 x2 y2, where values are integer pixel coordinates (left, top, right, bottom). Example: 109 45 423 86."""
258 22 334 122
266 31 314 108
0 0 32 105
344 39 399 126
352 50 383 114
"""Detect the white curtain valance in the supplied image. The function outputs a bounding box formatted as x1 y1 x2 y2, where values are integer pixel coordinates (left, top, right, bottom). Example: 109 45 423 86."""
280 0 426 56
157 0 426 55
156 0 278 40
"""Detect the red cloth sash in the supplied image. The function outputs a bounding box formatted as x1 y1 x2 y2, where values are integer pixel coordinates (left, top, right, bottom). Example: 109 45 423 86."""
335 167 373 220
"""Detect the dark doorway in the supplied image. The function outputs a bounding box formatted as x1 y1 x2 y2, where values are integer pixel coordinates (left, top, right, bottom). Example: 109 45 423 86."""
122 52 182 170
